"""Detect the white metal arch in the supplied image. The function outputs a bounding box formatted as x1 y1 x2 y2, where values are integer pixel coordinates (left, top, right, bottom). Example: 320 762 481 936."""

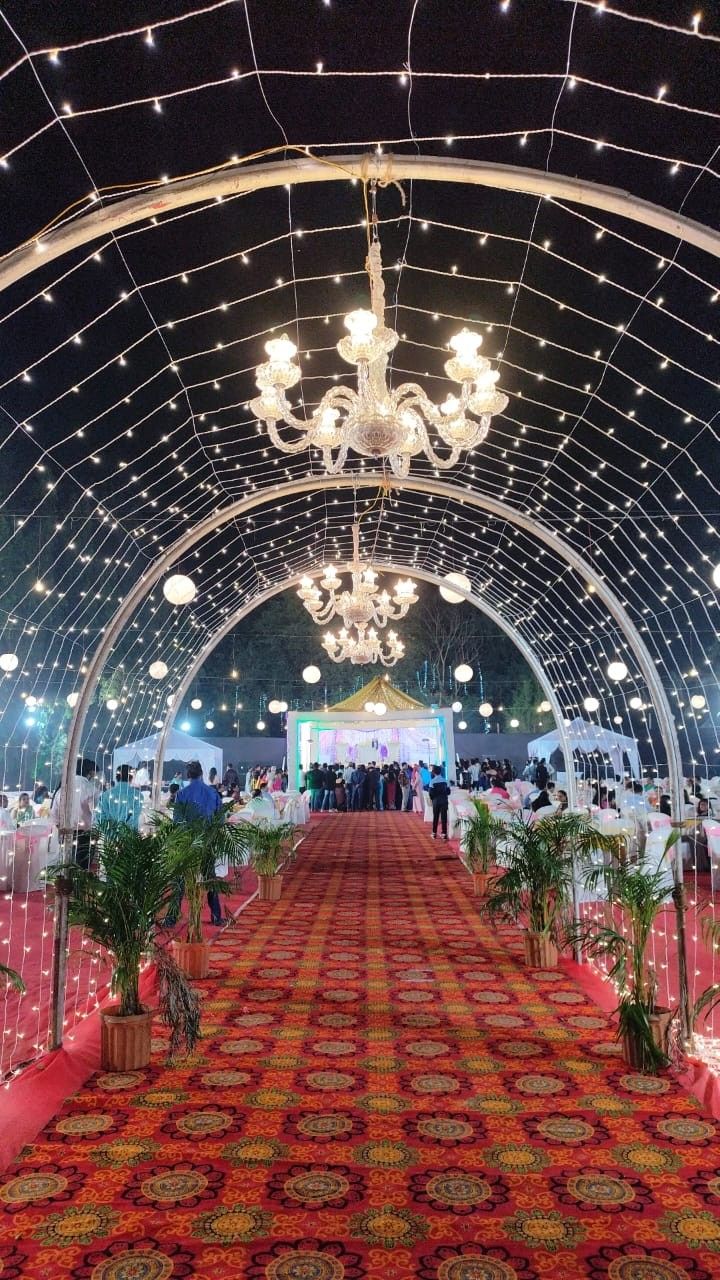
149 565 578 807
61 472 684 827
3 152 720 296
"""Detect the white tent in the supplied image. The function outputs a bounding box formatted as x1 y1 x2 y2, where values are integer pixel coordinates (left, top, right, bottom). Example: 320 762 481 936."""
113 728 222 783
527 716 641 780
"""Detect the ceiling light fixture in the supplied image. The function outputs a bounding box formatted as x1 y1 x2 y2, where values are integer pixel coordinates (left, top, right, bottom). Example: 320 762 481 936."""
298 522 417 631
321 625 404 667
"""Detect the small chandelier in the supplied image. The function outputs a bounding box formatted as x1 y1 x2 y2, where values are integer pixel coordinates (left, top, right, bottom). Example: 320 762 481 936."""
250 214 508 478
322 625 405 667
298 522 417 631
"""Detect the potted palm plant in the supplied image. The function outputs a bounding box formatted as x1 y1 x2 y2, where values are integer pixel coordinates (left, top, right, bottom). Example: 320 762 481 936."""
461 800 506 895
0 963 25 993
159 811 249 979
244 820 296 901
571 833 679 1072
55 819 200 1071
484 811 617 968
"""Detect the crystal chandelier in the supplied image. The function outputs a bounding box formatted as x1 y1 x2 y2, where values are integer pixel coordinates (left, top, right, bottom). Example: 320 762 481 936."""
250 212 508 478
322 624 405 667
297 522 417 630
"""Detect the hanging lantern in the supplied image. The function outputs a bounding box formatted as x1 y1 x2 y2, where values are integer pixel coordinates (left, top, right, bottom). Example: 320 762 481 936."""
451 700 462 713
66 691 79 708
205 720 215 730
629 696 643 710
458 719 467 730
607 660 628 682
478 702 493 717
0 653 19 672
364 701 375 713
690 694 706 710
106 698 119 711
538 699 551 713
302 665 321 684
163 574 196 605
510 718 520 728
584 696 600 713
454 663 473 683
268 699 282 714
149 660 169 679
373 701 387 716
256 719 266 731
190 698 202 710
439 572 471 604
278 700 288 713
712 564 720 588
166 693 175 707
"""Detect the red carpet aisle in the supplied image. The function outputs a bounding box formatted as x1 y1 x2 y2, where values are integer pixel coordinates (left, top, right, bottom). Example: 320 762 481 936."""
1 813 719 1279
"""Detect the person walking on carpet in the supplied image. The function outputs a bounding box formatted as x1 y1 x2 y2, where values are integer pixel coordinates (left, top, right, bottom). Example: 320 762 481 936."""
428 765 451 841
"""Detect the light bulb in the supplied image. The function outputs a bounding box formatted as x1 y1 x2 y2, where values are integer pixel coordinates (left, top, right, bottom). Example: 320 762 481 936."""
439 572 471 604
66 692 79 708
538 700 551 713
149 660 168 679
256 720 266 731
0 654 18 672
690 695 706 710
264 334 297 362
478 702 493 717
302 665 321 683
584 697 600 713
205 720 214 730
441 394 461 416
344 309 377 342
451 700 462 713
268 699 282 714
607 661 628 682
190 698 202 710
449 328 482 361
106 698 119 711
712 563 720 589
163 574 196 605
454 663 473 683
629 696 643 710
364 701 376 713
458 720 467 730
510 718 519 728
373 701 387 716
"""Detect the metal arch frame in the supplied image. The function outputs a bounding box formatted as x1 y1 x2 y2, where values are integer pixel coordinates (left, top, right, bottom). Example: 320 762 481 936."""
149 566 578 809
3 152 720 294
61 472 684 829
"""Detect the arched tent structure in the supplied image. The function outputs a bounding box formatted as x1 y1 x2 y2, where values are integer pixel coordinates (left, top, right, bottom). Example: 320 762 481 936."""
527 716 641 782
0 2 718 1068
113 727 221 785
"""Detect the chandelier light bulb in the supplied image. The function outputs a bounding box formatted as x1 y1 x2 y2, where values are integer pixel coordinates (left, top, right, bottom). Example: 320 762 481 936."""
344 309 377 342
478 702 493 717
264 334 297 362
454 663 473 683
449 327 483 362
607 660 628 681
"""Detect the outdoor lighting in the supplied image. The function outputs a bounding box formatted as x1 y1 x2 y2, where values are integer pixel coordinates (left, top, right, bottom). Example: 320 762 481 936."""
629 696 643 710
373 701 387 716
149 660 168 679
302 665 322 684
690 694 706 709
584 696 600 713
106 698 119 711
538 699 551 713
278 700 288 713
454 663 473 683
180 719 191 731
478 702 493 717
66 691 79 708
25 695 38 708
205 720 214 730
0 653 18 672
451 700 463 713
439 572 471 603
166 694 175 706
251 229 507 477
613 715 623 725
364 701 376 712
162 573 196 605
510 717 520 728
712 563 720 589
458 719 468 730
321 625 404 667
268 699 282 714
256 720 266 731
190 698 202 710
607 660 628 681
299 523 417 632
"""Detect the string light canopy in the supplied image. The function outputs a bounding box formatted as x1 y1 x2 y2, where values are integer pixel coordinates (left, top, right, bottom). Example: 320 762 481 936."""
298 522 417 632
251 203 508 477
321 624 404 667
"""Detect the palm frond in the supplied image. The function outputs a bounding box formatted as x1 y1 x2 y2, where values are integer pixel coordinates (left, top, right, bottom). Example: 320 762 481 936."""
0 963 25 994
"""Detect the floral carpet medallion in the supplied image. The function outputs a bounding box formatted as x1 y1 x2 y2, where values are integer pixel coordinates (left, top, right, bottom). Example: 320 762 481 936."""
0 813 718 1278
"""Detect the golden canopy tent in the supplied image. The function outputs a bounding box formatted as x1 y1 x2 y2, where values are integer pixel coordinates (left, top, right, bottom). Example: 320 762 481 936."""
286 677 455 787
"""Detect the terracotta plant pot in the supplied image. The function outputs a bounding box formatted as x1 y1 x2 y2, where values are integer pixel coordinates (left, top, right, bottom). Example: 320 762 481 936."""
101 1006 152 1071
257 873 283 902
171 939 211 980
472 871 492 897
524 930 558 969
621 1006 673 1071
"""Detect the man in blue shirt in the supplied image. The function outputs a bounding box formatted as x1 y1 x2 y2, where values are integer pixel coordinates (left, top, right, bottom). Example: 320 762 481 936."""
97 764 144 830
419 760 432 790
165 761 223 927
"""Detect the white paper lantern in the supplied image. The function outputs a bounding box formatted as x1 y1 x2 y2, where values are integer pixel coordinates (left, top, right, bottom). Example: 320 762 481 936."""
268 699 282 714
454 663 473 683
583 696 600 713
66 691 79 708
613 715 623 725
629 696 643 710
478 702 493 717
712 563 720 588
538 699 551 713
166 693 175 707
439 571 471 604
303 665 321 684
458 719 467 730
190 698 202 710
163 573 196 605
373 701 387 716
25 695 38 708
256 719 266 730
364 701 375 713
0 653 19 672
278 700 288 713
690 694 706 710
205 720 215 730
510 718 520 728
106 698 119 711
607 660 628 682
451 700 463 713
153 719 163 728
149 660 168 680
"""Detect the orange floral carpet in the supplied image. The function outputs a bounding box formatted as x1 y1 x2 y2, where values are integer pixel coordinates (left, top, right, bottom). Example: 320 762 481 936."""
1 812 719 1279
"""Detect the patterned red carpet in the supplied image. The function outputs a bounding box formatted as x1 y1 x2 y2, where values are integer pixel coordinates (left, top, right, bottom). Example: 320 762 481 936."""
1 812 719 1279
